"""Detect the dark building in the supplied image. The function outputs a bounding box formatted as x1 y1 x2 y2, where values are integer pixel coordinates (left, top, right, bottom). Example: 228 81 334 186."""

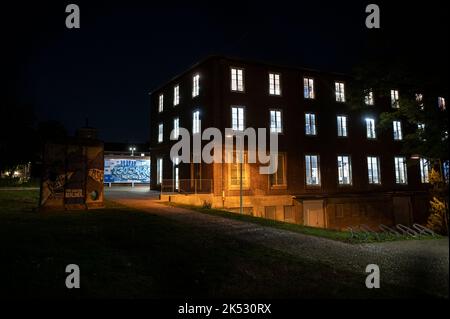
149 56 445 230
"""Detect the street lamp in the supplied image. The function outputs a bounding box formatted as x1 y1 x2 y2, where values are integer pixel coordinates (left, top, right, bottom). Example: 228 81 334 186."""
129 146 136 156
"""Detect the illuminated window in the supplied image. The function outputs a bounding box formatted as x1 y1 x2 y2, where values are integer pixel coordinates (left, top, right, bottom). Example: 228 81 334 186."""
231 106 244 131
156 158 163 184
158 94 164 112
303 77 314 99
335 82 345 102
172 118 179 139
192 74 200 97
158 123 163 143
420 158 430 183
416 93 424 110
270 110 282 133
229 151 249 190
270 153 286 187
438 97 446 110
365 90 374 105
337 155 352 185
393 121 403 140
367 156 381 184
173 85 179 106
231 68 244 92
366 118 376 139
269 73 281 95
305 155 320 186
394 157 408 185
192 110 200 134
391 89 399 108
337 115 348 137
305 113 317 136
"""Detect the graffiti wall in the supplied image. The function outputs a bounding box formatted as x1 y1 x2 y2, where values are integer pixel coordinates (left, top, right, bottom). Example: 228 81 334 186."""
104 158 150 184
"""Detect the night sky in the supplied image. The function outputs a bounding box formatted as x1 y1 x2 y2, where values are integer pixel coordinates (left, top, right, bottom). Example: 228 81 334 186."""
3 0 448 143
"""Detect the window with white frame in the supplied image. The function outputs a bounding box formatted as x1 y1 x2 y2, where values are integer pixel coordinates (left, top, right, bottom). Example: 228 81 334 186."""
156 158 163 184
394 156 408 184
229 151 249 189
365 90 374 105
337 155 352 185
393 121 403 140
270 153 286 187
172 118 179 139
192 110 200 134
158 94 164 112
173 157 180 190
173 85 179 106
337 115 348 137
231 106 244 131
416 93 424 109
390 89 399 108
305 155 320 186
192 74 200 97
158 123 163 143
366 118 376 139
270 110 283 133
231 68 244 92
367 156 381 184
303 77 314 99
438 97 446 110
420 158 430 183
305 113 317 136
269 73 281 95
335 82 345 102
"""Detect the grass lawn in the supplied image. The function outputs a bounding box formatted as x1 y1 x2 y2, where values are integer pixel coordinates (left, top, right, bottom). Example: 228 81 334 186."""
0 189 433 298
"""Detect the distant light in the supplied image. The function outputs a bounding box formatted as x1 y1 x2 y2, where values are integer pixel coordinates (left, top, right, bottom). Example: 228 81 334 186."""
410 154 420 160
141 153 145 157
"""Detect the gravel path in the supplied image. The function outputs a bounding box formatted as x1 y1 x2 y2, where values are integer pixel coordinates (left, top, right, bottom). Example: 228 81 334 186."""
106 187 449 297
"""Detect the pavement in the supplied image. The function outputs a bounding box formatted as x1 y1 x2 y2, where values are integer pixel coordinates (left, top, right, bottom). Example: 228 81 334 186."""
105 186 449 297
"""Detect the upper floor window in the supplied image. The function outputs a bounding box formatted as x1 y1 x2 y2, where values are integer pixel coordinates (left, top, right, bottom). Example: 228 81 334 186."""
173 85 179 106
231 106 244 131
367 156 381 184
390 89 399 108
270 110 283 133
158 94 164 113
158 123 163 143
172 118 179 139
231 68 244 92
420 158 430 183
335 82 345 102
416 93 424 110
337 115 348 137
393 121 403 141
365 118 376 139
192 110 200 134
305 155 320 186
337 155 352 185
192 74 200 97
305 113 317 136
438 97 446 110
269 73 281 95
365 90 374 105
303 77 315 99
394 156 408 185
270 153 286 187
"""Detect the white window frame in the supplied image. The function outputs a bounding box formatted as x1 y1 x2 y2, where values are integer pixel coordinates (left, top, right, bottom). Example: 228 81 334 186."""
337 155 352 186
231 106 245 132
394 156 408 185
335 81 345 102
192 74 200 97
270 153 287 187
305 113 317 136
366 118 376 139
270 109 283 133
337 115 348 137
420 158 430 183
305 154 320 186
192 110 200 134
367 156 381 185
156 158 163 185
158 94 164 113
231 68 244 92
158 123 164 143
393 121 403 141
438 97 446 110
269 73 281 96
391 89 399 108
303 77 314 99
365 90 374 105
173 85 179 106
172 117 179 139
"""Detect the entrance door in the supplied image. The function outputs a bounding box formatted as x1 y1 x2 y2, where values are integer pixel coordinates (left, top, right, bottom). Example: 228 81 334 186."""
303 200 325 228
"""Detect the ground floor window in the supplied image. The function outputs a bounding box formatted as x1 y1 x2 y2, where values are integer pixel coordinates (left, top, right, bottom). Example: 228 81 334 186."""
394 156 408 184
270 153 286 188
156 158 163 184
305 155 320 186
228 151 250 190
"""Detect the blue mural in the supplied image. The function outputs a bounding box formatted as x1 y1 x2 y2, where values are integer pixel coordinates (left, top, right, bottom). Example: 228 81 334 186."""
104 158 150 183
